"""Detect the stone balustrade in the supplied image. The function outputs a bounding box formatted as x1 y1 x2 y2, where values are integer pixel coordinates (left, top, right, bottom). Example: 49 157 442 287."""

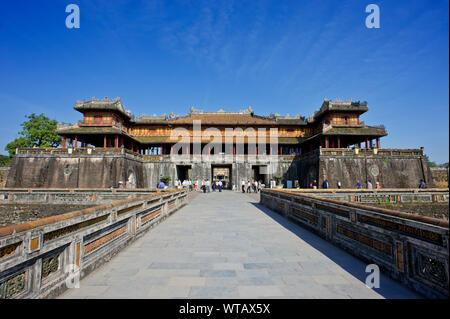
283 188 449 204
260 188 449 298
319 148 424 157
0 188 170 205
0 189 188 299
14 148 301 163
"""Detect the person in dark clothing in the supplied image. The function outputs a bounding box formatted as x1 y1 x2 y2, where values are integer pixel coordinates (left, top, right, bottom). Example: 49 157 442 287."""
323 179 329 189
418 180 427 189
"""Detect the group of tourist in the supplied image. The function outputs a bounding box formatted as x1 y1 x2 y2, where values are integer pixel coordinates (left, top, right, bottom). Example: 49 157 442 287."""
241 180 263 193
197 179 227 193
174 179 194 191
304 179 382 189
157 178 429 190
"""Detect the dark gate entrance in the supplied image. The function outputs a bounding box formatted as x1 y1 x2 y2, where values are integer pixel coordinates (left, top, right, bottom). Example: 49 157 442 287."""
176 165 191 182
252 165 268 186
211 165 232 189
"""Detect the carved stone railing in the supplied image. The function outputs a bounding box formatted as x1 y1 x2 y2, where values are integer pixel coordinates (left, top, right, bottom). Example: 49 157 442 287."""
283 189 449 204
0 189 188 299
15 148 124 156
0 188 172 205
319 148 424 157
14 147 426 164
14 148 300 163
260 189 449 298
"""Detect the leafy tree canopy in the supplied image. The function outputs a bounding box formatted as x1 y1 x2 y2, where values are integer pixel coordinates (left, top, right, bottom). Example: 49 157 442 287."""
0 154 12 167
5 114 61 157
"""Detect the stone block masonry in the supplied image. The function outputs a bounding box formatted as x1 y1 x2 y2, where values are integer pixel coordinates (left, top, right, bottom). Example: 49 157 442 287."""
5 147 435 189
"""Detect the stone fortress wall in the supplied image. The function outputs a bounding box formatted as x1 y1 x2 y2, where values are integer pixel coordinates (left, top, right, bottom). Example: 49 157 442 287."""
430 167 449 188
6 147 434 189
0 167 10 187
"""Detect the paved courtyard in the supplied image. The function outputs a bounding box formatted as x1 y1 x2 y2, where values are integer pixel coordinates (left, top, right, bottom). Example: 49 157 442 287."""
60 191 420 299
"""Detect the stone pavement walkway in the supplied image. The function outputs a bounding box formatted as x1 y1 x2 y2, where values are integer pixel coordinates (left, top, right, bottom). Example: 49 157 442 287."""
60 191 420 299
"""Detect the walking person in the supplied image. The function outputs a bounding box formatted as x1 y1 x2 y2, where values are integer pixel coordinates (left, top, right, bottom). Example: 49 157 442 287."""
337 181 342 189
201 179 206 193
356 180 362 189
323 179 329 189
313 180 318 189
218 180 222 192
376 182 381 189
241 180 246 193
254 180 258 193
367 181 373 189
247 181 251 193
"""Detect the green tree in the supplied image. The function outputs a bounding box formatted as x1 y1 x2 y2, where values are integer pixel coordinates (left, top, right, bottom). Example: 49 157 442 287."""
424 154 438 167
5 114 61 157
0 154 12 167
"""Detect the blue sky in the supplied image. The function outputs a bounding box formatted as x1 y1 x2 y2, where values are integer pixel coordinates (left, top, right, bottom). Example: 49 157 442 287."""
0 0 448 163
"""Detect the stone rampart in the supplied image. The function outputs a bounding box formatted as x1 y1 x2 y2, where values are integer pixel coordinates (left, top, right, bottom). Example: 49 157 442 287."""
430 167 449 188
6 147 435 189
295 148 433 189
260 188 449 298
0 189 188 299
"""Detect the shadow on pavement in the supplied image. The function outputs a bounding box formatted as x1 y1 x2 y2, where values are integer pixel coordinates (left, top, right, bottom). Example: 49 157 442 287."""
247 198 421 299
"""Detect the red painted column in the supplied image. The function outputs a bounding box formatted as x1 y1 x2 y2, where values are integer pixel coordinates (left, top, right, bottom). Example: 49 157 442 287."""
337 136 341 148
325 136 329 148
115 135 118 148
62 137 66 148
365 138 368 148
103 135 107 148
120 136 124 147
131 141 134 152
376 138 380 148
74 136 78 148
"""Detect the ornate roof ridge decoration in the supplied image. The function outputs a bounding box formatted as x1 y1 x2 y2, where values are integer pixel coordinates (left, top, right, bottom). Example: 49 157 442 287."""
75 96 133 119
188 106 254 115
56 123 79 131
137 114 168 120
275 113 303 119
312 98 369 120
